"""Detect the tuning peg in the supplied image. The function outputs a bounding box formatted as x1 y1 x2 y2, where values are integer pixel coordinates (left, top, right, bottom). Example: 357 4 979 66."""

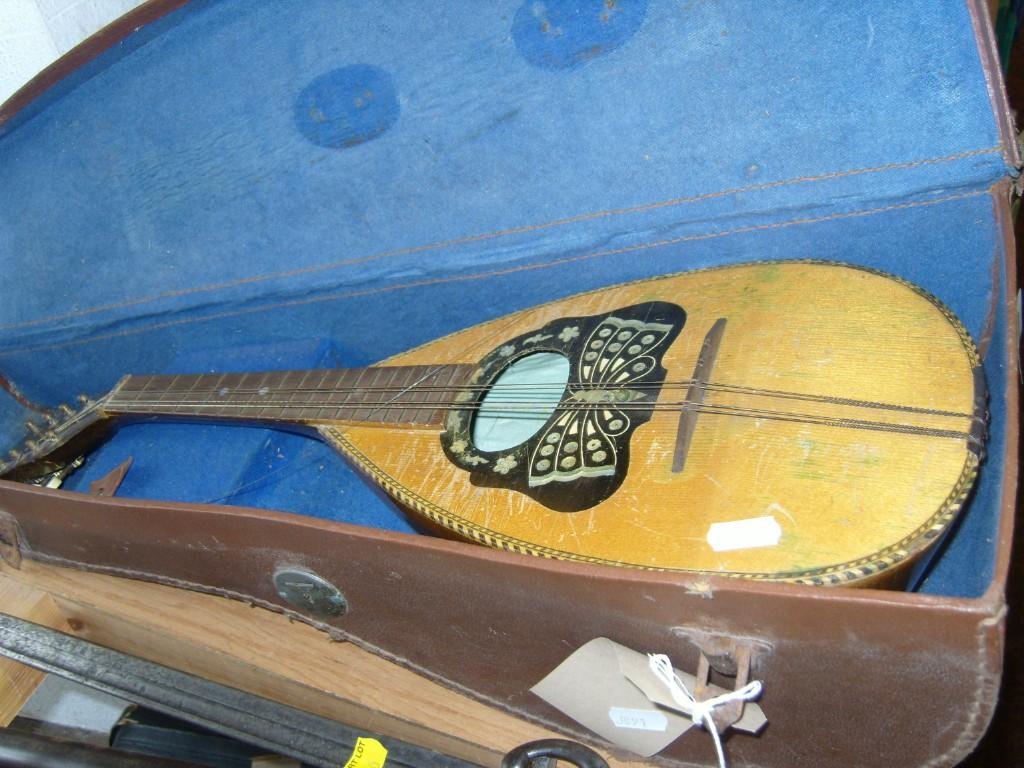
7 450 21 463
57 403 75 418
25 421 42 437
24 439 39 453
76 394 91 406
42 411 58 427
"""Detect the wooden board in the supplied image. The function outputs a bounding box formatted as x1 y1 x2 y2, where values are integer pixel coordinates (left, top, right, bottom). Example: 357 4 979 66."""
0 580 67 726
0 560 649 767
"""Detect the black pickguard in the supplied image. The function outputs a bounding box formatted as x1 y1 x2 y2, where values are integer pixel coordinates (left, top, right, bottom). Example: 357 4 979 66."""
440 301 685 512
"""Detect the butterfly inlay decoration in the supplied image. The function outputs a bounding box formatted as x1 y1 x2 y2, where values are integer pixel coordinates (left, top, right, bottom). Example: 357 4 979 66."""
440 302 686 512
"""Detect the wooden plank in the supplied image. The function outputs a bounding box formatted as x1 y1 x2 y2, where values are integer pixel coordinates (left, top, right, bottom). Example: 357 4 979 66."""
0 579 68 725
0 561 644 768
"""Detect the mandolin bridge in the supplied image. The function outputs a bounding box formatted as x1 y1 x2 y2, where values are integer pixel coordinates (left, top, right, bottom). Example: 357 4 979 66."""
441 301 686 512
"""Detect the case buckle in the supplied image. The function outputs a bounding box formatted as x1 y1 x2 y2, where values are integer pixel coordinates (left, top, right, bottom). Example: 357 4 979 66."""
672 629 771 733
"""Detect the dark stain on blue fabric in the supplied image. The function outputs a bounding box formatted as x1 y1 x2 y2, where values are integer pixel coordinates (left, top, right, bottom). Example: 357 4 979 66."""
513 0 646 70
295 65 398 148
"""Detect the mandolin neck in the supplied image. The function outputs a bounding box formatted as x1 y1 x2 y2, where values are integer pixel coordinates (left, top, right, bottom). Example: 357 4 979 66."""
104 364 475 429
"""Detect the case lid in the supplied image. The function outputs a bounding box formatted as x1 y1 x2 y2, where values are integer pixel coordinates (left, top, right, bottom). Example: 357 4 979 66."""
0 0 1014 353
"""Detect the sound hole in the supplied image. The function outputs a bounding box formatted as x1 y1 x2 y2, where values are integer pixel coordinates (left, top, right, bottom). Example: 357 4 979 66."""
472 352 570 452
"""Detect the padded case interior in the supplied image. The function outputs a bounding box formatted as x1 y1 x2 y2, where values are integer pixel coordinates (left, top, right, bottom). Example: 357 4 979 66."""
0 0 1013 597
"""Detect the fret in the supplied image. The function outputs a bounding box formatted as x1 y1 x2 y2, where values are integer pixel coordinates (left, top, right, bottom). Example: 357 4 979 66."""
374 366 401 425
293 370 313 421
412 365 446 426
392 366 418 425
330 368 357 422
402 365 440 426
235 372 253 419
324 368 349 421
156 374 180 413
215 372 245 419
125 373 154 406
271 370 296 421
105 365 473 429
251 371 270 420
176 372 202 416
205 373 227 418
347 368 373 423
259 371 282 421
424 364 458 426
369 367 388 422
306 369 332 421
142 376 160 400
282 369 304 419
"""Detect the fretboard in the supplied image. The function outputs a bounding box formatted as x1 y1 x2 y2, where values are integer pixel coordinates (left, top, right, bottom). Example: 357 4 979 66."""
105 365 475 428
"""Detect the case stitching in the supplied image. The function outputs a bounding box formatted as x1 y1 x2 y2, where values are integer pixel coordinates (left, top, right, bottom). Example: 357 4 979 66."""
0 146 1001 334
924 606 1006 767
2 189 989 357
20 549 734 768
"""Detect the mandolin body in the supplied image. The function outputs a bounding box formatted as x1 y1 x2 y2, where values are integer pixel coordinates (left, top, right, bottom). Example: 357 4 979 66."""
321 262 982 585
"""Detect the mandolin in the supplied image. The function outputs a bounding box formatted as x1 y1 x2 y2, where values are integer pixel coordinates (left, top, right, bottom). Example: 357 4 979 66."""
0 262 985 587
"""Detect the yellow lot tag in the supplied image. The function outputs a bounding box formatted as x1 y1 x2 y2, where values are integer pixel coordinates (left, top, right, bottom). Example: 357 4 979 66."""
343 737 388 768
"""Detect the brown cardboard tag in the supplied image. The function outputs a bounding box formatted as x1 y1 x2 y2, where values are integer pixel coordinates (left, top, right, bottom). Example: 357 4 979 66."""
531 638 766 757
531 637 693 756
620 648 767 734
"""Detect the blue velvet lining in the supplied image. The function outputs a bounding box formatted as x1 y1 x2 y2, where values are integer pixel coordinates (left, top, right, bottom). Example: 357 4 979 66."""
0 0 1013 597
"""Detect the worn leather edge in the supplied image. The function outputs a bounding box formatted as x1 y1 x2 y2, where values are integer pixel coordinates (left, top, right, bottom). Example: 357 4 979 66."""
0 473 1008 767
926 603 1007 768
0 520 995 768
923 185 1019 767
968 0 1022 168
985 183 1020 592
919 183 1020 768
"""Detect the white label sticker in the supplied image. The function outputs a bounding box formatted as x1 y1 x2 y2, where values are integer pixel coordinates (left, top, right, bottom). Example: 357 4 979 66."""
607 707 668 732
706 515 782 552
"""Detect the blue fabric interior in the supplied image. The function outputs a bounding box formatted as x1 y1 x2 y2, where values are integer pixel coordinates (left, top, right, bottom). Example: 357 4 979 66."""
0 0 1013 596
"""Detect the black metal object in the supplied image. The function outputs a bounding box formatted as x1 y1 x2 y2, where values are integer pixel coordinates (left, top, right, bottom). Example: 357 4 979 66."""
0 613 480 768
110 708 280 768
0 727 201 768
501 738 610 768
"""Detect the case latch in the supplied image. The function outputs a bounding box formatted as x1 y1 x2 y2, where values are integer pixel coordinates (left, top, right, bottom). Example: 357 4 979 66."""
672 629 772 733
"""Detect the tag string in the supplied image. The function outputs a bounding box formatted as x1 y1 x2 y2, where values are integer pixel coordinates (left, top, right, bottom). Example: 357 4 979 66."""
648 654 762 768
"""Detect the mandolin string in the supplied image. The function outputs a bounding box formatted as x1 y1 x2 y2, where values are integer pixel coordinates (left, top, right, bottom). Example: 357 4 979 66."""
104 398 976 440
109 379 975 419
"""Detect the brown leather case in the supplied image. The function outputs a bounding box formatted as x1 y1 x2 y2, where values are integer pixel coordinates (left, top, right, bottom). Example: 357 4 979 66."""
0 195 1017 767
0 2 1019 767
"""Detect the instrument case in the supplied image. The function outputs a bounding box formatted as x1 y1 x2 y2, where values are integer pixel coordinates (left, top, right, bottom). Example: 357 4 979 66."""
0 1 1018 765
